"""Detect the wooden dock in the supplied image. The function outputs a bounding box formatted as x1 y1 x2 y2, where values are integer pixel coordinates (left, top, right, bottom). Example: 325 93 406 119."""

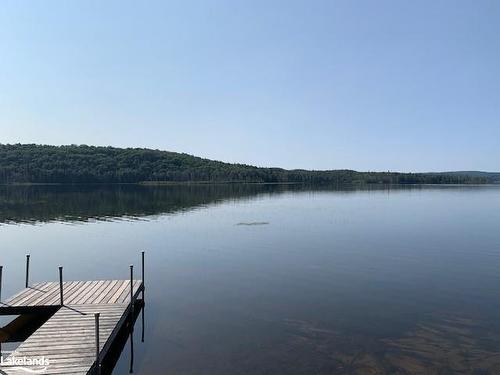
0 255 145 375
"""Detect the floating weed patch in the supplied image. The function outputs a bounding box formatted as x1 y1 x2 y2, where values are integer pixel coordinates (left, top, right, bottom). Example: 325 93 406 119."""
236 222 270 226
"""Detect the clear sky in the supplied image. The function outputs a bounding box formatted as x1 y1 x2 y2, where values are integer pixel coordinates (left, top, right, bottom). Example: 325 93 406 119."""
0 1 498 172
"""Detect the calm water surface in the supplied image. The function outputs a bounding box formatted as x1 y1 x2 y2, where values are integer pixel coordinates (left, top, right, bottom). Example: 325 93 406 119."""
1 184 500 374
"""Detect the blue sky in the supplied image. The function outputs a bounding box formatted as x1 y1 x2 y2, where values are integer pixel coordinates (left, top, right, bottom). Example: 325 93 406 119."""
0 0 498 171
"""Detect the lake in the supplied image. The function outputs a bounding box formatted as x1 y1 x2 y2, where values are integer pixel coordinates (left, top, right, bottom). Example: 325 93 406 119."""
1 184 500 374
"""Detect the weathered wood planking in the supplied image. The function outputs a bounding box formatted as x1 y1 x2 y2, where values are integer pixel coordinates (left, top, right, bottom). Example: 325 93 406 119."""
3 280 142 307
0 280 142 315
0 280 144 375
1 304 128 375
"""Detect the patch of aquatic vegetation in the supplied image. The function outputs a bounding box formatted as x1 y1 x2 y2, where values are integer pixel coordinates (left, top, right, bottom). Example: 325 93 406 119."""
382 314 500 374
236 222 270 226
279 314 500 374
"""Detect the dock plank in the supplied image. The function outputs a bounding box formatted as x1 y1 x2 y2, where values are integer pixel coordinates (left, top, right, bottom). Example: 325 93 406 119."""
1 280 142 307
0 279 143 375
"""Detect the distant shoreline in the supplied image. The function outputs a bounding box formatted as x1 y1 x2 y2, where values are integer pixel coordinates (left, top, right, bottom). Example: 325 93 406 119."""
0 144 497 185
0 181 498 187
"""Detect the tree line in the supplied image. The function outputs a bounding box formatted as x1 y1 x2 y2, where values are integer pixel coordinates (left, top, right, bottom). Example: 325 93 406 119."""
0 144 491 184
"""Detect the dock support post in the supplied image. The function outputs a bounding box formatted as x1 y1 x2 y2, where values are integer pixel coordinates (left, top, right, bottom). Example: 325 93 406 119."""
95 313 100 375
141 251 145 288
0 265 3 302
25 254 30 288
141 304 145 343
59 266 64 305
130 265 134 316
129 329 134 373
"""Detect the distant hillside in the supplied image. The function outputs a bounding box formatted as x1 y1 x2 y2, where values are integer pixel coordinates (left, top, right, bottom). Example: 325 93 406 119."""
436 171 500 183
0 144 493 185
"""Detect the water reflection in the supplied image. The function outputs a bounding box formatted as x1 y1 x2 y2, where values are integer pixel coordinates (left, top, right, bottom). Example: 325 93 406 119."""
0 183 493 225
1 184 500 374
0 184 292 224
100 299 145 375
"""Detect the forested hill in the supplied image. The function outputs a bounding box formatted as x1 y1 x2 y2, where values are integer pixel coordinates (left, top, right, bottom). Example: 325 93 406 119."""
0 144 493 184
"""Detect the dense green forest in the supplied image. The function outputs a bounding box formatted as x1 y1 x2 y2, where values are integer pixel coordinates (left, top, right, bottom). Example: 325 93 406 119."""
0 144 495 184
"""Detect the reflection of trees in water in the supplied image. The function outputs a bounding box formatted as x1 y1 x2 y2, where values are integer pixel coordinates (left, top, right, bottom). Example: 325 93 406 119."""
0 184 281 224
0 184 423 225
